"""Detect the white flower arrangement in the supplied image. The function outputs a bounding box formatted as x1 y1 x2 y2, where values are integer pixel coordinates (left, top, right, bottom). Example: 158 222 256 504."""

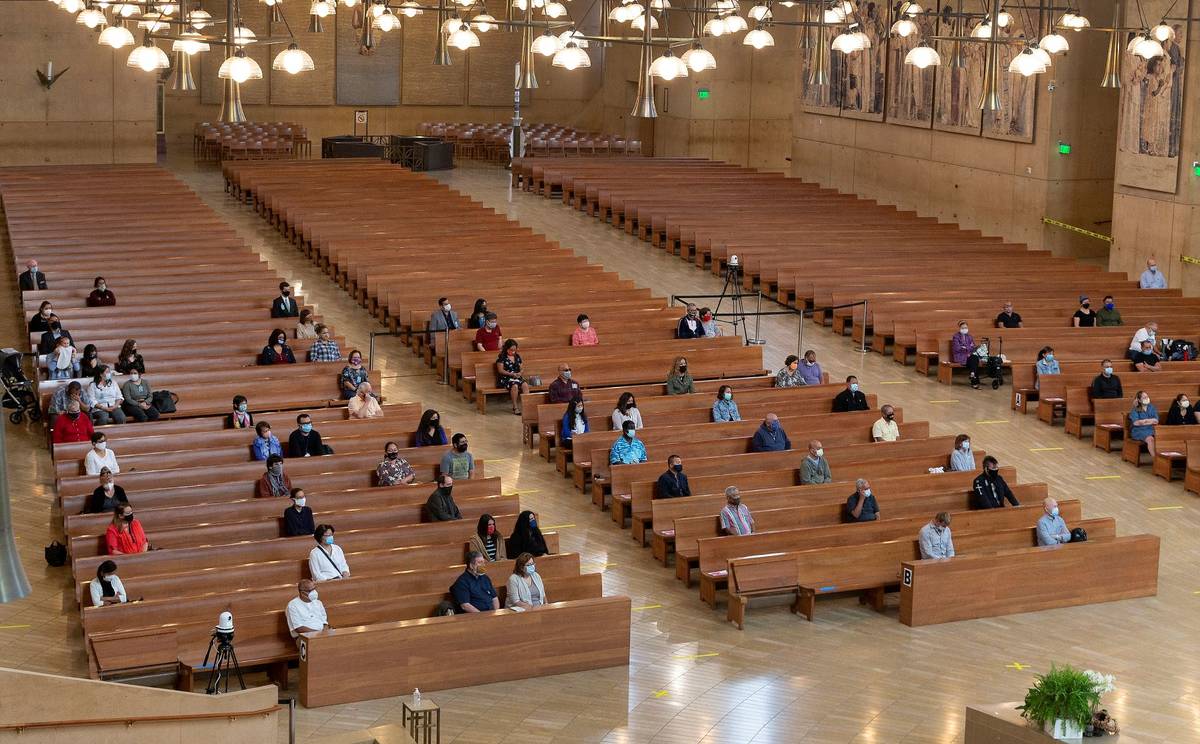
1084 669 1116 695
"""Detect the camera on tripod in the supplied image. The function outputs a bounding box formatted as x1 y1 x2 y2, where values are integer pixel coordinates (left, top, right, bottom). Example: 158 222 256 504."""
202 611 245 694
214 611 234 644
727 254 741 279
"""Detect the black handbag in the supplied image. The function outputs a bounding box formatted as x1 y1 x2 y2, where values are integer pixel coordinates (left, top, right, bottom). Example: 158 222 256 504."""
151 390 178 413
44 540 67 567
1070 527 1088 543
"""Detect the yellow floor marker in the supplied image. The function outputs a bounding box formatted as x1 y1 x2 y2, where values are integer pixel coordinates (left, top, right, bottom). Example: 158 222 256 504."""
929 400 959 404
1148 506 1184 511
542 524 575 530
1006 662 1030 671
671 652 719 660
880 380 912 385
1029 447 1064 452
632 604 663 611
653 690 669 698
1084 475 1122 481
975 419 1009 424
0 625 31 630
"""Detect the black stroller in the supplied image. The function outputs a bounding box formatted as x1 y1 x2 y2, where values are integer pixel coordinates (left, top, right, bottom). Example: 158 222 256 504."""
974 337 1005 390
1 349 41 424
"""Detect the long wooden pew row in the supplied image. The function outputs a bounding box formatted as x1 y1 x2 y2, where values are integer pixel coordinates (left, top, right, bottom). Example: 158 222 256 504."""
1090 390 1200 452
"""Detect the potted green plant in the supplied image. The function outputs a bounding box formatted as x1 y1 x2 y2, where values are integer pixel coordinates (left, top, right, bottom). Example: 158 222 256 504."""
1017 665 1113 740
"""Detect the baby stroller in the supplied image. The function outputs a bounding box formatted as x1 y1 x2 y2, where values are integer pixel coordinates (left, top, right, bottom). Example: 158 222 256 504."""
1 349 41 424
974 337 1005 390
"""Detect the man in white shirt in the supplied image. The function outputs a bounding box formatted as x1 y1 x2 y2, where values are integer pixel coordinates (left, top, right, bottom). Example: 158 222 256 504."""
871 405 900 442
285 580 329 644
1128 321 1157 360
1139 258 1167 289
308 524 350 581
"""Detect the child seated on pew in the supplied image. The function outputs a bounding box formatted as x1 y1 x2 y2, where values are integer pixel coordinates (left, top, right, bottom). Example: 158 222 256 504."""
48 335 78 380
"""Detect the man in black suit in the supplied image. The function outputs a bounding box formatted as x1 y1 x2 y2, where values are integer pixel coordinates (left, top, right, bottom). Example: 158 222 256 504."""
18 259 47 291
38 315 75 355
271 281 299 318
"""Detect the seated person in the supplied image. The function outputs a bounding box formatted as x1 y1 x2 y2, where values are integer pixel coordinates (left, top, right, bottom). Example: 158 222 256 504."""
114 339 145 375
495 340 530 415
609 421 647 464
284 488 315 537
972 456 1019 508
719 487 754 535
85 467 128 514
699 307 720 337
451 551 498 612
441 433 476 479
832 376 868 412
1129 392 1159 456
800 440 832 484
29 301 54 334
1128 321 1158 360
845 479 879 522
87 367 126 426
712 386 741 422
775 355 806 388
348 382 383 419
286 580 329 644
105 504 148 555
52 400 94 444
295 309 317 339
288 413 327 457
1072 296 1096 327
252 421 283 461
1140 258 1166 289
611 392 643 430
228 395 253 429
308 524 350 581
86 276 116 307
797 349 823 386
656 454 690 498
1035 346 1060 388
425 474 462 521
48 335 78 380
259 328 296 365
271 281 299 318
1132 340 1161 372
750 413 791 452
474 312 503 352
994 301 1022 328
306 325 342 363
377 442 416 486
85 433 119 476
1167 394 1198 426
1036 498 1071 546
414 408 448 447
871 405 899 442
1097 296 1123 326
949 434 975 472
38 315 75 355
89 560 127 607
49 380 93 416
677 303 701 339
666 356 695 395
256 455 292 498
547 364 582 404
427 297 460 350
339 350 369 399
951 321 982 389
80 344 102 379
559 398 589 450
918 513 955 559
508 510 548 556
18 259 47 291
572 314 598 346
506 552 548 609
1091 360 1123 399
467 298 489 329
120 369 159 422
469 513 506 562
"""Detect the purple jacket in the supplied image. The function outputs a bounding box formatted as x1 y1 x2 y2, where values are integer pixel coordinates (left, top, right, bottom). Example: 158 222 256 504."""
950 332 975 365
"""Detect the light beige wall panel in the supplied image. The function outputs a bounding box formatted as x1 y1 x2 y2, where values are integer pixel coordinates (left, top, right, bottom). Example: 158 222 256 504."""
687 118 716 160
826 144 857 194
0 122 113 165
654 116 691 157
113 120 158 163
1110 193 1175 280
849 119 932 160
749 76 793 122
790 138 833 183
112 57 156 123
748 118 791 173
709 81 752 121
270 2 336 105
712 118 750 165
468 32 521 107
400 14 466 105
1008 175 1049 247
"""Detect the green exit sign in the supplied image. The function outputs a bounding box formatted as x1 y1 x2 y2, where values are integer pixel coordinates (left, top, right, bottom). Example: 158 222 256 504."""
697 88 710 100
1193 161 1200 176
1058 142 1071 155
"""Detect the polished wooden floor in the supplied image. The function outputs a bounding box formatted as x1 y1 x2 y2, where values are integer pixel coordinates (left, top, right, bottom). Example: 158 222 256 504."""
1 158 1195 743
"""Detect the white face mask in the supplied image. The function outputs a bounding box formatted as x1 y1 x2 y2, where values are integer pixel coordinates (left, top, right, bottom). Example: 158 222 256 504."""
863 489 872 498
103 483 114 492
1181 401 1190 409
580 320 590 330
294 498 306 508
443 304 451 312
95 442 107 452
306 590 318 601
960 441 970 450
959 327 968 335
813 448 824 458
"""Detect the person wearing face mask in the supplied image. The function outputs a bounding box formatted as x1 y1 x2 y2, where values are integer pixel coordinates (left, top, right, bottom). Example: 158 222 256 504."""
1097 295 1123 326
469 513 507 561
548 363 582 404
1034 347 1060 390
994 301 1023 329
271 281 299 318
228 395 254 429
720 487 754 535
795 351 823 386
712 385 741 422
845 479 880 522
800 440 832 484
474 312 503 352
506 552 548 609
451 552 499 613
50 380 94 416
775 355 807 388
284 488 315 537
309 524 350 581
495 340 530 415
85 433 120 476
665 357 695 395
47 335 77 380
89 560 127 607
918 512 955 559
467 299 489 330
832 376 869 412
29 301 54 334
414 409 448 447
1167 394 1198 426
85 467 128 514
86 276 117 307
507 510 548 556
1132 340 1162 372
259 328 297 365
117 363 159 423
340 350 370 400
572 313 598 346
1091 359 1123 399
349 382 383 418
105 505 148 555
871 405 900 442
52 400 95 444
1139 257 1167 289
286 580 329 644
609 421 648 465
252 422 284 461
37 314 75 356
699 307 721 338
558 399 589 452
1129 391 1159 457
18 258 47 291
611 392 643 430
1072 296 1096 327
441 433 476 479
427 297 460 354
256 454 292 498
426 475 462 521
972 456 1019 508
950 320 982 389
377 442 416 487
751 413 791 452
306 325 342 363
656 454 691 498
295 309 318 340
677 303 702 339
289 413 328 457
1128 321 1158 360
949 434 975 472
87 366 126 425
1036 498 1072 546
79 344 102 380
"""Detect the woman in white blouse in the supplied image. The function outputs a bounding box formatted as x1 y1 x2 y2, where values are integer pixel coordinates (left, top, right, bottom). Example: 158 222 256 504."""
505 552 547 609
308 524 350 582
89 560 127 607
611 391 644 431
84 432 119 476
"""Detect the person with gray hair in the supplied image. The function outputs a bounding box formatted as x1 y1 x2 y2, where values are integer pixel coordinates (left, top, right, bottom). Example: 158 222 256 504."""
450 550 498 612
800 440 832 484
918 512 955 559
1036 497 1072 546
845 479 879 522
719 486 754 535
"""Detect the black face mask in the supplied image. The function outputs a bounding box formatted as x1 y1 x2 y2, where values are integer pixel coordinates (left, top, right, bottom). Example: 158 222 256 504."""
986 469 998 478
123 513 134 522
456 443 469 453
386 452 399 460
439 486 453 497
671 464 683 473
67 412 79 420
678 365 687 374
282 290 291 297
884 413 895 421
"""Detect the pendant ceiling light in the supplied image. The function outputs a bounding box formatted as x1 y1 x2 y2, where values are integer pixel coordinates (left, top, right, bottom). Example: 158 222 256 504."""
473 12 497 31
552 40 591 68
449 23 481 49
723 13 747 31
1150 23 1175 41
748 4 771 21
398 1 422 15
372 8 400 30
681 42 716 71
630 12 659 30
890 17 917 36
98 21 136 48
743 26 774 48
218 48 264 82
233 23 257 44
531 28 559 55
173 28 211 54
558 28 587 47
1039 32 1069 54
648 48 688 79
76 7 107 28
187 8 211 26
1058 11 1090 30
127 37 170 71
904 41 940 68
1130 33 1164 59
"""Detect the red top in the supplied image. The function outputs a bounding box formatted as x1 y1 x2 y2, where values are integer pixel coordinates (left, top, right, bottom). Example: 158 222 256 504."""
474 326 502 352
106 520 148 555
52 412 95 443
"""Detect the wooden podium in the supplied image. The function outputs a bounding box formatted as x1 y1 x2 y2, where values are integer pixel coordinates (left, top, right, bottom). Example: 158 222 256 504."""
966 703 1137 743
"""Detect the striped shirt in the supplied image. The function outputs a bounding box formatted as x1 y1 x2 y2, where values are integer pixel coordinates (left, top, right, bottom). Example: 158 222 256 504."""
720 503 754 535
307 340 342 362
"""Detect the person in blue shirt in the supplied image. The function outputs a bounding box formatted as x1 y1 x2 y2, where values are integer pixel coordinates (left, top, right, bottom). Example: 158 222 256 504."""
609 421 647 464
1034 346 1060 390
1129 391 1159 457
450 552 498 613
1139 258 1166 289
1036 497 1071 546
750 413 791 452
655 454 690 498
712 385 741 422
560 397 589 450
252 421 284 461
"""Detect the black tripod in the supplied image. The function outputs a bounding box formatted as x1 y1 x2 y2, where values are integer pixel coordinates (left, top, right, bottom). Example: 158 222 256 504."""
715 263 764 344
202 630 246 695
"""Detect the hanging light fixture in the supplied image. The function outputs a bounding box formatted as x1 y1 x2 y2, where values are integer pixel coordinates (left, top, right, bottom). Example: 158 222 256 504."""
373 7 400 29
995 9 1012 27
890 17 917 37
904 40 940 68
1007 45 1048 76
449 22 481 48
1150 23 1174 41
723 13 747 32
111 2 139 16
187 7 211 26
233 23 257 44
703 16 728 36
127 36 170 71
138 12 169 31
61 0 85 12
648 48 688 80
630 12 659 30
1039 31 1069 54
98 20 136 47
558 28 587 47
398 1 422 15
173 28 210 54
309 0 335 32
218 48 264 82
442 14 463 33
1099 26 1120 86
681 41 716 71
1058 11 1090 30
743 26 774 48
832 25 871 52
543 0 567 16
552 40 591 69
1131 33 1165 59
648 0 671 7
76 6 107 28
970 19 993 38
531 28 560 55
473 12 497 30
342 0 360 6
158 1 178 14
748 3 771 21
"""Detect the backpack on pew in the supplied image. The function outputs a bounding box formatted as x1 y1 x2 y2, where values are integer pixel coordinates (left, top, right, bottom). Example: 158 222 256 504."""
44 541 67 567
1069 527 1088 543
151 390 179 414
1163 339 1197 361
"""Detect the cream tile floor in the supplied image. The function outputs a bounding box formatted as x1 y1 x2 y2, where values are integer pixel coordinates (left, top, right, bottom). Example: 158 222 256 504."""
0 159 1195 743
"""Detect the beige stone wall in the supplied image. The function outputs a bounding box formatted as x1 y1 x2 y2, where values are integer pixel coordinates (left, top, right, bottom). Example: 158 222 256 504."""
0 3 156 166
